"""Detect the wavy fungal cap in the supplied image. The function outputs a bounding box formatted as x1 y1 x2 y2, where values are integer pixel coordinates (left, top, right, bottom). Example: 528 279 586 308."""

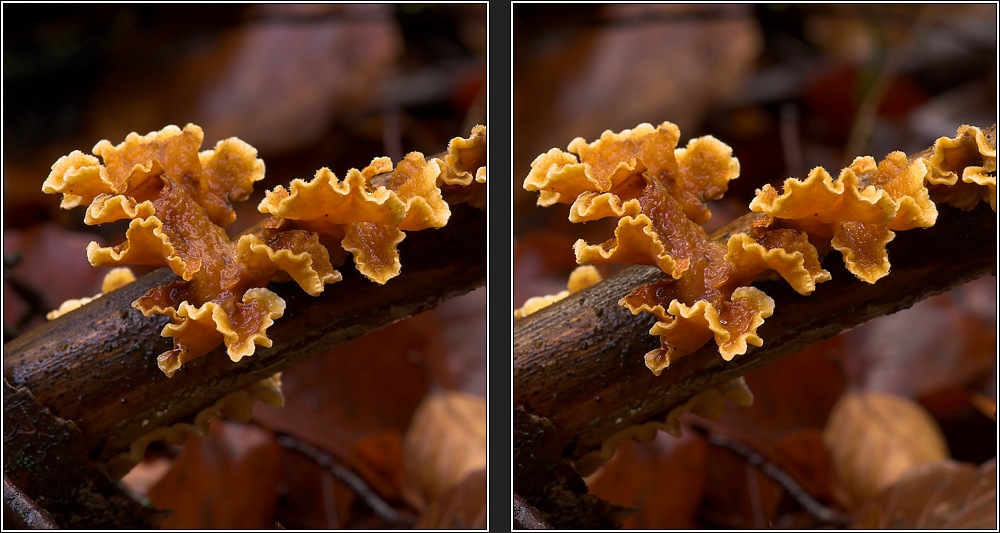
927 124 997 210
514 266 602 319
523 121 994 376
44 123 487 377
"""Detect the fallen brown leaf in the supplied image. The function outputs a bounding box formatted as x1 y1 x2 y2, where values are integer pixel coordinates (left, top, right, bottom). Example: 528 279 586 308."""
421 287 488 396
415 468 486 529
148 420 283 529
253 317 432 463
970 392 997 421
700 441 786 528
3 223 112 333
349 431 408 504
274 445 355 529
119 458 172 498
402 389 486 506
823 391 949 507
772 428 841 507
717 337 846 445
851 459 997 529
586 430 709 529
841 277 996 397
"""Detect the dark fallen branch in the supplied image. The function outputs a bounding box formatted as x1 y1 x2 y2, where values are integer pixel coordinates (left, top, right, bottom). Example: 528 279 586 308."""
4 203 485 470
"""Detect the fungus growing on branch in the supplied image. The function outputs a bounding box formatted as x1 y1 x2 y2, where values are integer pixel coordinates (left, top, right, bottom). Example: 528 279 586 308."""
515 265 602 319
525 122 771 374
523 122 995 376
926 124 997 210
43 123 487 377
46 268 137 320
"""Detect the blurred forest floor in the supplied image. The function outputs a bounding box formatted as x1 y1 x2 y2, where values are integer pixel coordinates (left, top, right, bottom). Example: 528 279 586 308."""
3 4 486 529
513 4 996 529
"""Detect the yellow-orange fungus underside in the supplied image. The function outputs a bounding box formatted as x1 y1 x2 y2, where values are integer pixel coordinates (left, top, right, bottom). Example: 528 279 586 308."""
644 286 774 374
439 124 487 186
342 222 406 285
388 152 450 231
726 230 830 296
514 265 602 319
863 153 936 231
236 231 341 297
750 165 897 227
831 222 895 284
926 125 997 210
258 165 405 233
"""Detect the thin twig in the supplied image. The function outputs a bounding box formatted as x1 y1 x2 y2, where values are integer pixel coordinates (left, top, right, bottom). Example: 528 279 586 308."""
274 434 417 528
693 427 852 526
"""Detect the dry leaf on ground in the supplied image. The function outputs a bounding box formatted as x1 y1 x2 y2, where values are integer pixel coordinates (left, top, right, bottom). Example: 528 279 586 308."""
415 468 486 529
771 429 841 507
841 276 997 397
402 389 486 507
147 420 282 529
823 391 949 506
253 317 432 461
700 441 786 528
717 338 846 444
419 287 487 396
348 431 409 504
586 430 709 529
179 4 401 154
273 446 356 529
3 223 115 332
851 459 997 529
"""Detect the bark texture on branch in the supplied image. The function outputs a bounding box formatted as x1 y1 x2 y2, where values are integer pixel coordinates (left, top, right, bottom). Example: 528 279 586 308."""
4 203 485 468
3 475 59 529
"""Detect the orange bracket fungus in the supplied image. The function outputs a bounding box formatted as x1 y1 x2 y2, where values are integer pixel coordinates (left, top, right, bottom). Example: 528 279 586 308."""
523 122 995 377
44 123 487 378
514 265 603 319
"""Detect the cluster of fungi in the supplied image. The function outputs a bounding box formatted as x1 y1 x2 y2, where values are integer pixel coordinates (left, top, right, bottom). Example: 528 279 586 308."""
43 123 486 378
521 122 995 377
42 123 484 475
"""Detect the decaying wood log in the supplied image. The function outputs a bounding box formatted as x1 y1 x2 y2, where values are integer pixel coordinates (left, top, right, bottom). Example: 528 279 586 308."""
513 126 997 527
4 203 485 471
